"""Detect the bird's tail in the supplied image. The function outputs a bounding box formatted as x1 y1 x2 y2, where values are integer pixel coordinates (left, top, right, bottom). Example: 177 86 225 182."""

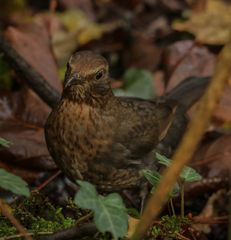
157 76 210 156
164 76 210 111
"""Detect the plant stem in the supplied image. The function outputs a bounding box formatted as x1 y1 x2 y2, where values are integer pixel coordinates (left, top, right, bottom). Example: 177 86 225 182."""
169 198 176 216
180 183 185 218
0 199 32 240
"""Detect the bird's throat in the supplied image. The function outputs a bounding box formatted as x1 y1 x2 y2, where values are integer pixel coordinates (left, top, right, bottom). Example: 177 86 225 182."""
62 85 113 107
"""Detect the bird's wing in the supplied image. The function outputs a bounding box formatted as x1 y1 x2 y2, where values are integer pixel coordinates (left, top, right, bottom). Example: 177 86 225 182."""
114 97 175 159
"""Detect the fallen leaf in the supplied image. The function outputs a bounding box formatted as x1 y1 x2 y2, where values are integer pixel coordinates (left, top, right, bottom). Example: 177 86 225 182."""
164 40 216 91
42 9 122 64
192 134 231 179
59 0 96 20
0 119 56 172
127 216 139 238
173 0 231 44
125 33 163 71
4 23 62 92
0 91 56 182
213 85 231 122
4 22 62 125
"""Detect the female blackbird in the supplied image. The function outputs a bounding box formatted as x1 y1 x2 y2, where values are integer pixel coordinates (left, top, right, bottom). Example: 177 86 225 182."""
45 51 208 191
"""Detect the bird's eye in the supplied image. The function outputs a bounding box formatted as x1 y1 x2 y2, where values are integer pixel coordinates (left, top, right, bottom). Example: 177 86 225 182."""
95 70 104 80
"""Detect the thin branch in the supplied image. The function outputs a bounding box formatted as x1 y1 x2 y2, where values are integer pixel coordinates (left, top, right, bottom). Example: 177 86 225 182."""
32 170 61 192
131 38 231 239
37 223 97 240
0 199 33 240
0 33 60 108
0 232 52 240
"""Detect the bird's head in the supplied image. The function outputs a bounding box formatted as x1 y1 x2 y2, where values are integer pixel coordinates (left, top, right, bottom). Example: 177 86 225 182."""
63 51 112 103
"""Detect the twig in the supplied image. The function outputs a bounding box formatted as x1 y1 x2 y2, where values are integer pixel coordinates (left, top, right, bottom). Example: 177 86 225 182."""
131 38 231 239
75 211 93 225
0 33 60 108
32 170 61 192
0 232 52 240
175 232 190 240
192 215 228 224
0 199 33 240
37 223 97 240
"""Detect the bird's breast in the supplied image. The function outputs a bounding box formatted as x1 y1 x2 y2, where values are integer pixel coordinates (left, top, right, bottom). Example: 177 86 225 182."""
45 100 114 179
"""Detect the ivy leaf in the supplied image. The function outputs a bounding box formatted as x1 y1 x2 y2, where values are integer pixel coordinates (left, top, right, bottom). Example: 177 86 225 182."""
156 153 202 183
143 169 180 197
0 168 30 197
155 152 171 167
143 169 161 188
75 181 128 240
74 180 99 210
113 68 154 99
180 166 202 182
0 137 11 148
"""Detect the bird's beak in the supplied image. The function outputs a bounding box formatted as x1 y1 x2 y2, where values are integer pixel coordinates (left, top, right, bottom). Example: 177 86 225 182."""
64 73 83 88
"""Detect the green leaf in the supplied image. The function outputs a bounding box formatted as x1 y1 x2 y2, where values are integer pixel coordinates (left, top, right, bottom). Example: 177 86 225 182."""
75 181 128 239
0 168 30 197
0 137 11 148
127 208 140 218
156 152 171 167
143 169 161 187
143 169 180 197
156 152 202 183
75 180 99 210
180 166 202 182
114 68 154 99
169 183 180 197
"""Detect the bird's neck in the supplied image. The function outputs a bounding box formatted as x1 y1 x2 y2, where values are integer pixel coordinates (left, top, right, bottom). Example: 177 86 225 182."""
62 86 114 108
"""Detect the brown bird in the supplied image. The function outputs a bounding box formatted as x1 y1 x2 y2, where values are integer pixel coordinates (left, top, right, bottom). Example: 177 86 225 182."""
45 51 209 191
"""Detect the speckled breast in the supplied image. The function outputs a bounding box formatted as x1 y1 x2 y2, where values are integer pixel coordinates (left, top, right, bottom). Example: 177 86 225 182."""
44 99 114 181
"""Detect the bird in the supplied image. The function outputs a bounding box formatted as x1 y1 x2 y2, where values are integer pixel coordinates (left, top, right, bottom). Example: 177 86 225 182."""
44 51 209 192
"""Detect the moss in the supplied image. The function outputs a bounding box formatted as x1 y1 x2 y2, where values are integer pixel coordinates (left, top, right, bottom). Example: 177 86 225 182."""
30 217 75 233
0 192 75 238
0 218 17 237
150 215 191 239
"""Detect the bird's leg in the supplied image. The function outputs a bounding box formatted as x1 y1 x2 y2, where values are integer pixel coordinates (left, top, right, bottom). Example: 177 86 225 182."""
139 182 149 214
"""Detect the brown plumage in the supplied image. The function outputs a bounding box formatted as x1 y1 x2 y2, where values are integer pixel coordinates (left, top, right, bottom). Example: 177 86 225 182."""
45 51 209 191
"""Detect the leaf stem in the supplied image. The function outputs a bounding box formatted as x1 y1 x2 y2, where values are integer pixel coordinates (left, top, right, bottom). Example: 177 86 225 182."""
169 198 176 216
180 183 185 218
